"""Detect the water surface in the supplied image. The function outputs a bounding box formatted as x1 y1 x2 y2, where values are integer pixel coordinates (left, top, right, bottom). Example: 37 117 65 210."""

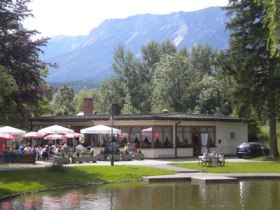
1 180 279 210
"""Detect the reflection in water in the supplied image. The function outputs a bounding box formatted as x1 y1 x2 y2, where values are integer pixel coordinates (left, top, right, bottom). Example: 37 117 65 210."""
1 180 280 210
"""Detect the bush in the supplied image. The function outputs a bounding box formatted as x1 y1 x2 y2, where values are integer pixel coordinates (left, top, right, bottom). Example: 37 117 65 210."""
47 163 68 173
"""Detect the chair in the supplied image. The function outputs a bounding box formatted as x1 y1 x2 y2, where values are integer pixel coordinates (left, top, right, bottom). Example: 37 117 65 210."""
218 152 225 166
198 153 212 167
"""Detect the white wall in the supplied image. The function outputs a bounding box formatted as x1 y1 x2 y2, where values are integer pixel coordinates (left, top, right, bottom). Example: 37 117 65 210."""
215 121 248 155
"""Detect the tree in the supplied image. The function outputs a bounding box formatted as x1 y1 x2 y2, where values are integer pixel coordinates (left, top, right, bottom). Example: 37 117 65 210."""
51 84 76 116
75 88 97 114
0 0 52 127
151 53 191 112
140 40 177 112
187 44 227 114
93 77 126 114
0 66 17 97
112 41 177 113
121 92 140 114
255 0 280 56
225 0 280 157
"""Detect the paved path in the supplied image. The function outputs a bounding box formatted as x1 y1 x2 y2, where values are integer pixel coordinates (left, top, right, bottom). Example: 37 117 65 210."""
0 156 271 171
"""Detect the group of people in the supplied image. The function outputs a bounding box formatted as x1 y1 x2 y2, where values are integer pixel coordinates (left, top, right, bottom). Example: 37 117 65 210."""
17 142 71 161
16 141 97 161
124 143 137 154
201 150 225 166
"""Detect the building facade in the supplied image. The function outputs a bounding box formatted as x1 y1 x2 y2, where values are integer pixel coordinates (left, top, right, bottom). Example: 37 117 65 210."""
30 112 247 158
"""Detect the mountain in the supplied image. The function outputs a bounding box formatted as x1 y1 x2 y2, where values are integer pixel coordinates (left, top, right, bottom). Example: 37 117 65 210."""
42 7 229 84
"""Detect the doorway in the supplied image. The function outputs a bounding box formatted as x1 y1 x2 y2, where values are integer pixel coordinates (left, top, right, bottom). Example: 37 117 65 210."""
192 132 201 157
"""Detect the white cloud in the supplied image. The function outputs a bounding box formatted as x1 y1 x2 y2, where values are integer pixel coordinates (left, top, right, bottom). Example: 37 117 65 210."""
24 0 228 37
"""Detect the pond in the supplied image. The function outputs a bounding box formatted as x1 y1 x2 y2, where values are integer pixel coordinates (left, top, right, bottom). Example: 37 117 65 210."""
1 180 280 210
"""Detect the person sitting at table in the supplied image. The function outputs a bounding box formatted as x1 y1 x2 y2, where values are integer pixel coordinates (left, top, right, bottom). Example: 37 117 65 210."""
18 144 25 154
75 142 87 155
201 151 211 166
61 142 69 157
23 143 32 154
124 143 129 154
210 151 219 166
218 152 225 166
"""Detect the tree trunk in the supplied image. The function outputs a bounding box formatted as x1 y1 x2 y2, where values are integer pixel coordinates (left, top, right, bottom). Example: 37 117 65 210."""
268 93 279 158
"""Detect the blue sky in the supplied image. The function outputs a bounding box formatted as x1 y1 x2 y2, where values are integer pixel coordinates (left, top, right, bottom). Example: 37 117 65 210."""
25 0 228 37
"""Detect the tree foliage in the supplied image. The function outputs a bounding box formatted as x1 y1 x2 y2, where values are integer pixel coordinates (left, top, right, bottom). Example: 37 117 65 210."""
75 88 97 114
152 53 191 112
104 41 232 115
255 0 280 56
225 0 280 157
51 84 76 116
0 0 52 127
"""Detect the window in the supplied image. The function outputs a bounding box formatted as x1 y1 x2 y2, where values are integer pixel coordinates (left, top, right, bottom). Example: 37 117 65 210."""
163 127 172 147
177 126 216 147
131 127 141 147
229 132 236 140
154 127 163 147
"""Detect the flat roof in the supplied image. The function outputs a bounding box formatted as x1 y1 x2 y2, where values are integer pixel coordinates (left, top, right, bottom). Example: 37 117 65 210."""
31 113 243 123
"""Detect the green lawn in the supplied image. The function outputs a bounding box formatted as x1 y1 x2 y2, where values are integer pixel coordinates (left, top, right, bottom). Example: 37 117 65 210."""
2 161 280 199
0 165 175 198
170 161 280 173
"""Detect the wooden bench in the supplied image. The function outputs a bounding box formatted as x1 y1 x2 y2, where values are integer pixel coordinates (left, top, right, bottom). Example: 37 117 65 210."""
198 156 212 167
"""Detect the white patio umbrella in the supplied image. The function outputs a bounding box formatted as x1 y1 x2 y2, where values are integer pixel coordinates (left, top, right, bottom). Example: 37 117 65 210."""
81 124 121 148
141 127 152 132
0 126 26 135
38 125 74 135
81 124 121 134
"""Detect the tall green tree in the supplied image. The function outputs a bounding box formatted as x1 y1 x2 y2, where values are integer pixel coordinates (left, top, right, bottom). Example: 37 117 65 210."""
225 0 280 157
187 44 224 114
151 53 191 112
93 77 126 114
112 45 142 113
140 40 177 112
112 41 177 113
255 0 280 56
0 0 52 127
51 84 76 116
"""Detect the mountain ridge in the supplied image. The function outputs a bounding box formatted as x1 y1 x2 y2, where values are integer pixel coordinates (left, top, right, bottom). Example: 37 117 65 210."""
42 7 229 84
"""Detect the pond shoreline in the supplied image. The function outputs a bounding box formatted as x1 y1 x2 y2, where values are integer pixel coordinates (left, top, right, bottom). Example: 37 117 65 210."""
1 157 280 202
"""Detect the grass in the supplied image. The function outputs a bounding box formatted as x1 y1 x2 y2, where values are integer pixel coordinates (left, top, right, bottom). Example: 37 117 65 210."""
170 161 280 173
0 165 175 198
1 156 280 199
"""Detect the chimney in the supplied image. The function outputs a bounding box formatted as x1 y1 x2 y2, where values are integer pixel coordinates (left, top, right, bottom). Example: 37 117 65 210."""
112 103 120 116
84 98 93 115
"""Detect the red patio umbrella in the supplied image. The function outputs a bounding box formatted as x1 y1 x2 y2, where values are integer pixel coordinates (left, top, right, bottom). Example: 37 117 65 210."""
44 133 67 146
0 133 15 140
0 134 15 153
24 131 44 139
65 132 81 138
44 133 67 140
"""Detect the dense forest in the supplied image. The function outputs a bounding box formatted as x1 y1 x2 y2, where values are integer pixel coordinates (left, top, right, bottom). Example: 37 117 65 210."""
0 0 279 157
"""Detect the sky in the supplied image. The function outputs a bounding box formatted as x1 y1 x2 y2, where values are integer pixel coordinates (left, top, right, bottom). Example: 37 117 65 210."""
24 0 229 37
